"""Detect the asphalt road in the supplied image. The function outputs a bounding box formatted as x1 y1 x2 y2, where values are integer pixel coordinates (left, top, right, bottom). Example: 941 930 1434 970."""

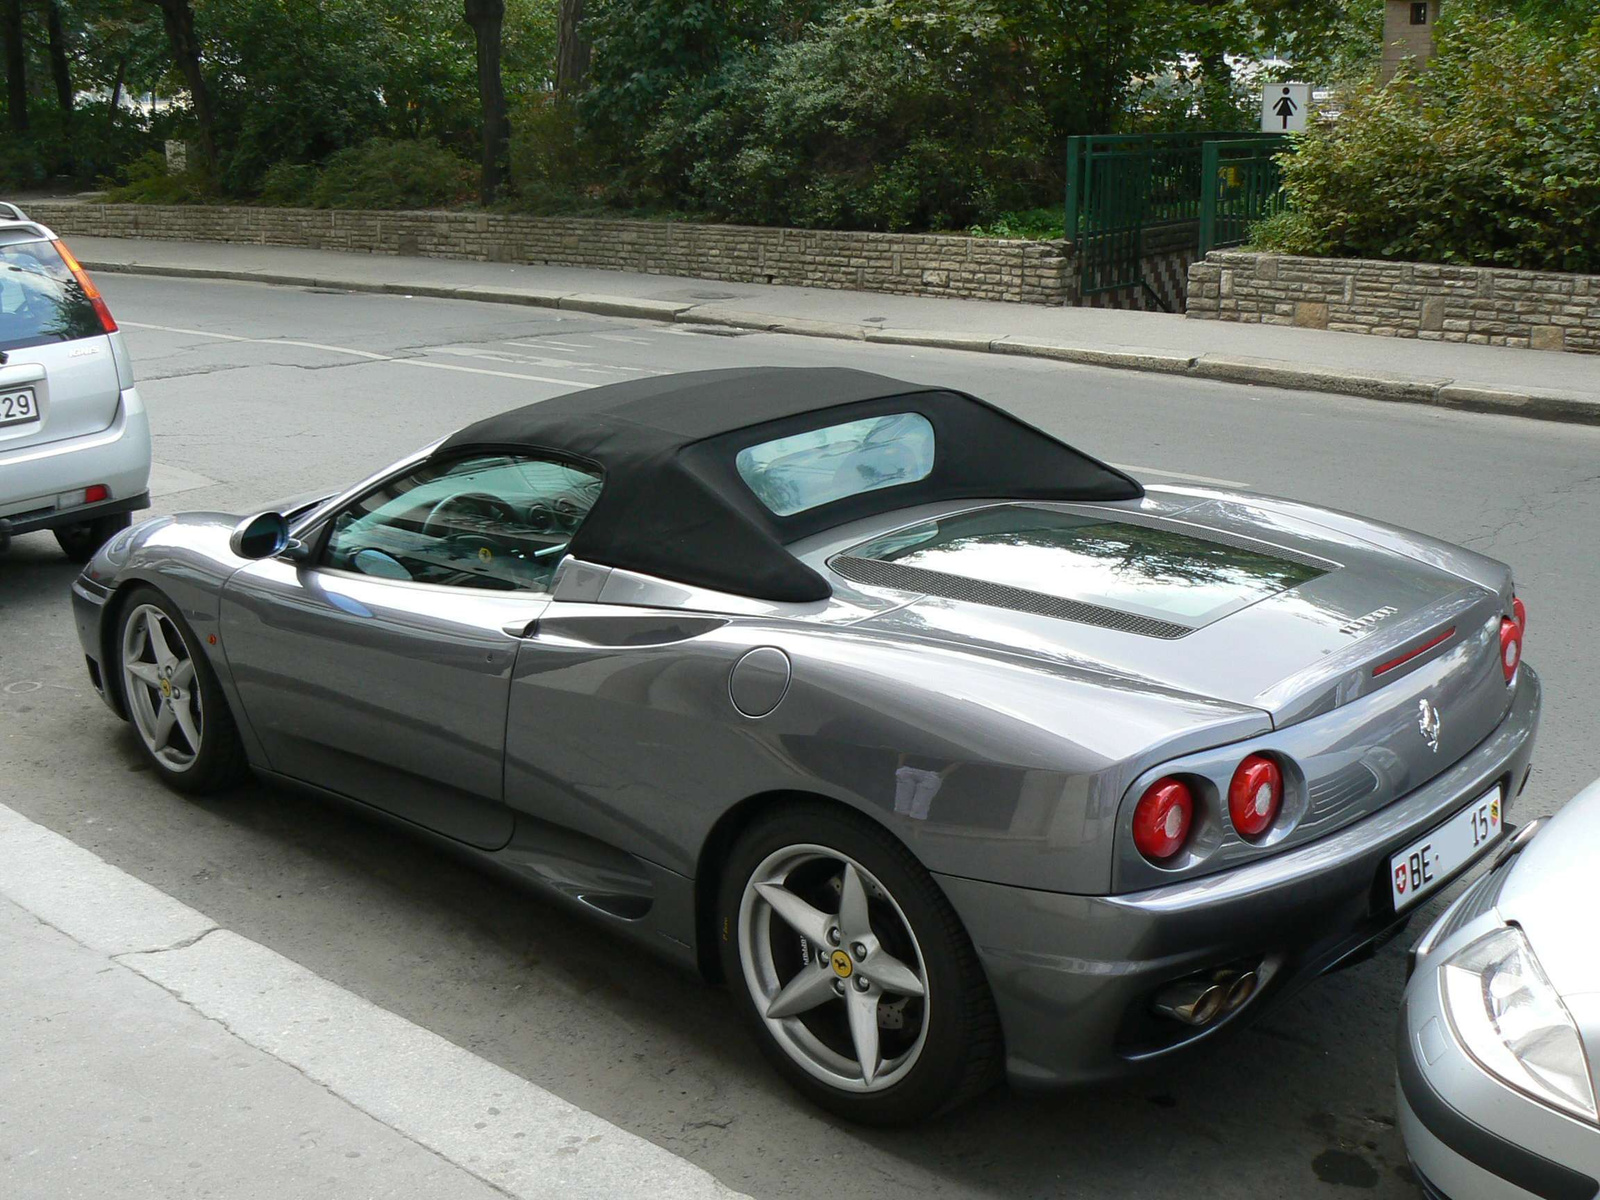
5 274 1599 1200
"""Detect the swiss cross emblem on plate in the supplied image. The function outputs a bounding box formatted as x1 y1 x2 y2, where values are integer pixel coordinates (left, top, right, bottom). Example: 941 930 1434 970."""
1394 863 1409 894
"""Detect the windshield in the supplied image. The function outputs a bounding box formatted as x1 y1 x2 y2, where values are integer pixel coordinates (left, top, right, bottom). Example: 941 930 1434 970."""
0 239 101 353
842 504 1329 626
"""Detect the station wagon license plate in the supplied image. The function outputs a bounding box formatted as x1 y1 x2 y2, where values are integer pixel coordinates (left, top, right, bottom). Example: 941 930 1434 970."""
0 387 39 428
1389 785 1503 912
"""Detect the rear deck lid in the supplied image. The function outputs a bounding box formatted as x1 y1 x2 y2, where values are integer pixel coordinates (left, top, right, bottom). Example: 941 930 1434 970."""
0 230 121 460
834 500 1513 745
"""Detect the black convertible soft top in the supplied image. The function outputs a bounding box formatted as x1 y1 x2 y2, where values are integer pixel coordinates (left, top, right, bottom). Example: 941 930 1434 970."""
441 367 1142 603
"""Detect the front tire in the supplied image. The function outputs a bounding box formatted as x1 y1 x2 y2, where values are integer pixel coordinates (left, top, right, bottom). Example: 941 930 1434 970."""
717 803 1002 1125
55 511 132 563
116 586 248 794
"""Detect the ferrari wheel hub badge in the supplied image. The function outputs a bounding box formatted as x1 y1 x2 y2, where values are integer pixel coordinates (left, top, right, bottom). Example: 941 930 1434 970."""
830 949 853 978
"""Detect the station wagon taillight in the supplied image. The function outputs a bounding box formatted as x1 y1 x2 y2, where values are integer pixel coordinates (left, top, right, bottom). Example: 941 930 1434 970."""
1500 617 1522 683
1513 596 1527 633
51 239 118 334
1132 778 1193 863
1228 754 1283 838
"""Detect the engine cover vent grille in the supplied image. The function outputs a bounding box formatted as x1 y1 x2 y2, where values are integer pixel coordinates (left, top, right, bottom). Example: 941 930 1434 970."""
829 555 1192 639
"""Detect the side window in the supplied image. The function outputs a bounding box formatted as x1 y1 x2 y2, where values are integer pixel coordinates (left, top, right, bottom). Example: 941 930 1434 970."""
323 454 602 592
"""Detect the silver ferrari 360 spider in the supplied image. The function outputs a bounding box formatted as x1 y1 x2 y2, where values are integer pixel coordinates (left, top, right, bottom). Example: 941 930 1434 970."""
71 367 1539 1124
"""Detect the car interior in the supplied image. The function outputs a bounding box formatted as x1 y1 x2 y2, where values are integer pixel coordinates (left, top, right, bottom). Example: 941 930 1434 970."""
323 453 603 592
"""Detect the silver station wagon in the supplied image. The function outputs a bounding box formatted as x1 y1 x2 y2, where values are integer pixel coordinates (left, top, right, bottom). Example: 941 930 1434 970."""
0 204 150 560
70 367 1539 1123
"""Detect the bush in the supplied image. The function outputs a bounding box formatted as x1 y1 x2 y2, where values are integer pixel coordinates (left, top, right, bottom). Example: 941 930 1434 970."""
306 138 475 210
624 3 1053 232
969 208 1065 240
260 162 320 208
0 104 160 191
101 151 214 205
508 95 599 211
1259 15 1600 273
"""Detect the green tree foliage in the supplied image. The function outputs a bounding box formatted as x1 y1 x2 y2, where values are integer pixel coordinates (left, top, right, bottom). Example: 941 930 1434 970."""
1258 12 1600 272
0 0 170 188
623 2 1054 231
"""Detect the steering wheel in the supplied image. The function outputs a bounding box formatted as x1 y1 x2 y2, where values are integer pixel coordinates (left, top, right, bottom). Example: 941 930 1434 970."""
420 491 518 539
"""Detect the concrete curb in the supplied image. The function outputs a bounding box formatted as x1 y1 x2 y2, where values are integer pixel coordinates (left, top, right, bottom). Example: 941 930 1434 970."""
85 260 1600 425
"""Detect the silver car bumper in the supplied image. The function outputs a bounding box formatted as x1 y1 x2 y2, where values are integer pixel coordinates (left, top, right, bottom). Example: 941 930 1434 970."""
937 667 1541 1088
0 389 151 542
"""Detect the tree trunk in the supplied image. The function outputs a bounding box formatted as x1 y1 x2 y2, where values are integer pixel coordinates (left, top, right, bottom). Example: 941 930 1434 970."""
150 0 217 174
2 0 26 135
464 0 510 205
47 1 73 119
556 0 589 96
107 56 127 129
1196 48 1233 128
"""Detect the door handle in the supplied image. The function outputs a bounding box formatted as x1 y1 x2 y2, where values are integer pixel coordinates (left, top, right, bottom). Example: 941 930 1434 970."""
501 617 539 638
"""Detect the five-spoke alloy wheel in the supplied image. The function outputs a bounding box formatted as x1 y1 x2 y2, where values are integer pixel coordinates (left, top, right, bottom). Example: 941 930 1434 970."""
719 804 1001 1124
116 587 247 793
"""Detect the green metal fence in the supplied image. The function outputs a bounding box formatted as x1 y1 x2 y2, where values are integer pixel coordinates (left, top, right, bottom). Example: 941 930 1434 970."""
1065 131 1285 306
1199 137 1288 255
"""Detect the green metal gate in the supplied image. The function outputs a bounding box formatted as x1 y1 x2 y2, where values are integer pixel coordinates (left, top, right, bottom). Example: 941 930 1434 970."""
1198 137 1288 254
1065 132 1285 307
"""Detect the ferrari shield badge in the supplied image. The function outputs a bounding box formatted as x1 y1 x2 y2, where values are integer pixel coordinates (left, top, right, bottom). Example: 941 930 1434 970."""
1417 698 1442 753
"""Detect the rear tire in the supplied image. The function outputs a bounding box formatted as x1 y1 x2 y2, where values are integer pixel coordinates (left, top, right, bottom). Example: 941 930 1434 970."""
716 803 1003 1125
115 586 249 794
55 511 132 563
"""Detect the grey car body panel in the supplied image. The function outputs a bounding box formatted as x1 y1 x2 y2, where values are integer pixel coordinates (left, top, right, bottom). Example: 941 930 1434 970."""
953 668 1538 1085
1491 778 1600 998
1397 778 1600 1199
72 447 1540 1084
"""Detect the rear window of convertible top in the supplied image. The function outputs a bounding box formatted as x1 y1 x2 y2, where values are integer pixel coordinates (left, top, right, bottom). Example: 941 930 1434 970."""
735 412 936 517
0 238 101 354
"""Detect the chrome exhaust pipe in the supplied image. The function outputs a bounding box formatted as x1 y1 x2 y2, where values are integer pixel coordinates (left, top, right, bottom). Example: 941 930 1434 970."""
1151 979 1227 1026
1224 970 1258 1012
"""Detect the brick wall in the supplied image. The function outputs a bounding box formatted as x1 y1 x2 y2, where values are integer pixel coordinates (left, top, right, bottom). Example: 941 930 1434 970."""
1187 251 1600 354
27 202 1075 306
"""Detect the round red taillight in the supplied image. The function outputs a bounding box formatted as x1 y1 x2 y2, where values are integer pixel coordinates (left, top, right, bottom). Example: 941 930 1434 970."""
1500 618 1522 683
1228 754 1283 838
1132 778 1194 862
1512 596 1527 633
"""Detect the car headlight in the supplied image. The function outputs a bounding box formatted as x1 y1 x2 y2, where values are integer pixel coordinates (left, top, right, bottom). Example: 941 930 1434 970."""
1442 925 1598 1124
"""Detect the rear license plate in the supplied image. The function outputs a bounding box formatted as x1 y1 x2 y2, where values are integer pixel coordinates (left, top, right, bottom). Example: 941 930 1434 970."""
0 387 39 428
1390 785 1504 912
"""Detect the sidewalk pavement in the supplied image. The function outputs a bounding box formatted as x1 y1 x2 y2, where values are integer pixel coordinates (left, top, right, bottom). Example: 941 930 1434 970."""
0 803 746 1200
69 235 1600 424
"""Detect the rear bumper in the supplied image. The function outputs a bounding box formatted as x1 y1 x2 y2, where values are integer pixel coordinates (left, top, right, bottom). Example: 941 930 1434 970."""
937 666 1541 1087
0 388 151 538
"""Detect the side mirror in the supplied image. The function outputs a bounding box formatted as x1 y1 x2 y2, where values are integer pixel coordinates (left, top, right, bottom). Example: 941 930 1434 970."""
229 511 291 560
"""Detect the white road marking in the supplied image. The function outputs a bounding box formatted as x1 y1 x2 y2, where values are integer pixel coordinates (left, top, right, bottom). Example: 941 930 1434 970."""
122 321 597 389
506 340 591 352
426 347 648 377
124 321 256 343
400 359 598 387
590 333 657 346
1110 463 1249 489
0 802 746 1200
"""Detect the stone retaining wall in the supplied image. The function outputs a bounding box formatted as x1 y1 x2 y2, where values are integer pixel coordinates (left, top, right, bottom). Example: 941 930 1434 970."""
26 202 1074 306
1188 250 1600 353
